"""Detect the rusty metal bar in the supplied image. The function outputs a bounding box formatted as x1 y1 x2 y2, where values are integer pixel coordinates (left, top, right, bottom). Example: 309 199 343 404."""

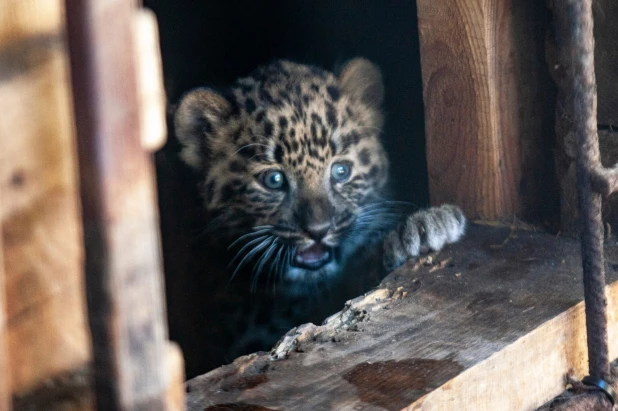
569 0 611 382
64 1 169 410
565 6 618 410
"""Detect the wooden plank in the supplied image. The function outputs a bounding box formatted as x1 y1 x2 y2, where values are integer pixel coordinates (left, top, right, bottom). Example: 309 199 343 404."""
0 199 10 411
0 0 92 405
64 0 171 409
184 225 618 411
417 0 556 222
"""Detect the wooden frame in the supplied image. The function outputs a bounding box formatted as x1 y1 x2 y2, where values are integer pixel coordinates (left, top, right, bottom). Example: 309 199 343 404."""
1 0 617 409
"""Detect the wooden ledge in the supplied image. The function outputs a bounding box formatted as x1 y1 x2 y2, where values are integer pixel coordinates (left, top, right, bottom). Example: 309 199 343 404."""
185 225 618 411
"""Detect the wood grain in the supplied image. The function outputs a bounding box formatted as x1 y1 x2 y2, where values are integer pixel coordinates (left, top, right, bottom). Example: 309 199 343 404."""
0 0 92 404
64 0 171 409
417 0 556 222
0 196 10 411
185 225 618 411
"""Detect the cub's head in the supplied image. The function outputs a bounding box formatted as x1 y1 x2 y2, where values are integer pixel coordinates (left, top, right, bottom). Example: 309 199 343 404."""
175 59 389 283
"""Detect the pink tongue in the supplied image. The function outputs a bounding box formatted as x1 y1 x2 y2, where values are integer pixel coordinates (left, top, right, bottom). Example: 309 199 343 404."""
296 243 328 264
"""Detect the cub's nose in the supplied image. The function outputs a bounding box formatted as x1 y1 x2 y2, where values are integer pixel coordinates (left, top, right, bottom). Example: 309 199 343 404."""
305 222 331 242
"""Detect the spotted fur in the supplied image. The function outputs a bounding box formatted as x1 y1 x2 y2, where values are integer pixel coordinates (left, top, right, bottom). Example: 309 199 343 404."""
174 59 466 371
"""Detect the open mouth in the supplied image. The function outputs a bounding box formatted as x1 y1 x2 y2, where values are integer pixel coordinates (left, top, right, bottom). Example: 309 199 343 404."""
292 242 333 270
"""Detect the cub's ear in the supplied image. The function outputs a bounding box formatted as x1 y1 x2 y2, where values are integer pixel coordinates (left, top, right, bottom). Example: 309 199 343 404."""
174 88 232 170
338 58 384 109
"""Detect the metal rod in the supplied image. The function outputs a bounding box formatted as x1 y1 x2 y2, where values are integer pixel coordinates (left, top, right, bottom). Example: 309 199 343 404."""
569 0 610 380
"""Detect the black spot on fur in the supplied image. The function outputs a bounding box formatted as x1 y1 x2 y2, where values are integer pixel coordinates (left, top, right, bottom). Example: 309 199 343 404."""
264 120 274 137
289 129 296 138
238 145 256 159
359 148 371 165
220 183 236 202
326 86 340 101
329 140 337 154
245 98 257 114
326 103 338 128
310 84 319 93
279 116 288 129
367 166 380 179
259 89 276 106
229 160 246 173
279 91 290 102
274 145 284 163
255 111 265 123
341 131 361 150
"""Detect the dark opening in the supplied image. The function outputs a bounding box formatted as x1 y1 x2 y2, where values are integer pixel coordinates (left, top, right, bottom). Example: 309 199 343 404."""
146 0 427 378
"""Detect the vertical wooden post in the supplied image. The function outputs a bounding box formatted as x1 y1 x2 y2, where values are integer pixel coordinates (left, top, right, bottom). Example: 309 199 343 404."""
0 218 9 411
64 1 170 409
417 0 556 222
0 0 91 407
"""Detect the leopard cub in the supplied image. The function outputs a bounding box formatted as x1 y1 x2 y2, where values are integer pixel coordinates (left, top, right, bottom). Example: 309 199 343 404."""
173 58 465 370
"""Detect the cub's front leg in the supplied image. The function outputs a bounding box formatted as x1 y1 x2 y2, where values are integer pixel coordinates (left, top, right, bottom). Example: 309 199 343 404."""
383 204 466 271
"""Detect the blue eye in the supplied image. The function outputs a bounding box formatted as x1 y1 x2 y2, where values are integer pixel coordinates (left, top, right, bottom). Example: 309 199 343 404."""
262 170 286 190
331 162 352 182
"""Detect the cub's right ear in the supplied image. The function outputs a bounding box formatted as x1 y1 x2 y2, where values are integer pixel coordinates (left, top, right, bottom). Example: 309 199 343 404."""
174 88 232 170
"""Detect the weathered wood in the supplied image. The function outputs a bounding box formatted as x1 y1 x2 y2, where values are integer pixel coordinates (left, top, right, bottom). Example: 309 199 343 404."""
0 201 10 411
0 0 92 406
165 343 185 411
64 0 171 409
185 225 618 410
417 0 556 222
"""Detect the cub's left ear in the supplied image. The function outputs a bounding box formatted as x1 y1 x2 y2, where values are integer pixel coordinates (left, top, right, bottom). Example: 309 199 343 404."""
338 58 384 109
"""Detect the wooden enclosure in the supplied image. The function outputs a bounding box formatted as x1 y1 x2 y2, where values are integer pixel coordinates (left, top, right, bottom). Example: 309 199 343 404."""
0 0 182 409
0 0 617 410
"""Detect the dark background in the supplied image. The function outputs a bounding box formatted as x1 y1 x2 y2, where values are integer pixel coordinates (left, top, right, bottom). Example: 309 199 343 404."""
144 0 428 205
144 0 429 376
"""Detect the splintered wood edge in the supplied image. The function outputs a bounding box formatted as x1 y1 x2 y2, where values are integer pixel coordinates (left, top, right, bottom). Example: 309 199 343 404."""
404 280 618 410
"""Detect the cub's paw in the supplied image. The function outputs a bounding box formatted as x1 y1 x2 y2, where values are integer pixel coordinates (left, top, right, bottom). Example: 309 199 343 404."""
383 204 466 271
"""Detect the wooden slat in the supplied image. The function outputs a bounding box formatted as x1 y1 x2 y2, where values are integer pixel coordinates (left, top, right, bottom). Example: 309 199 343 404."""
64 0 170 409
0 202 10 411
0 0 92 404
417 0 556 222
184 225 618 411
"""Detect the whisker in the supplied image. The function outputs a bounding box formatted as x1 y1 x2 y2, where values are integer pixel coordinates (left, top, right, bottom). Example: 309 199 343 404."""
270 245 285 293
232 143 270 156
229 235 269 266
230 236 273 282
228 229 272 250
252 240 278 292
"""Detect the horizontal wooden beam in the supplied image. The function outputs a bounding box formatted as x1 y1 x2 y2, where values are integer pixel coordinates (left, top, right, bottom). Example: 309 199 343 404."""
184 225 618 411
